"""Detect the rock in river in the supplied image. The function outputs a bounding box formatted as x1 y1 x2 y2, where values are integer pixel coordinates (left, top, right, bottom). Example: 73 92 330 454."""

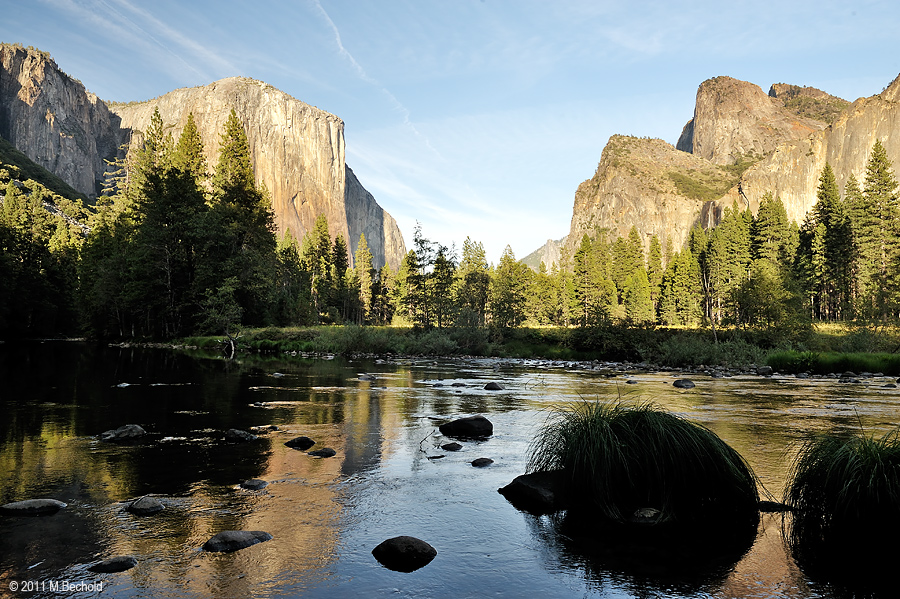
483 382 504 390
308 448 336 458
99 424 146 443
88 555 137 573
241 479 268 490
0 498 67 516
441 442 463 452
285 436 316 450
372 536 437 572
439 415 493 439
202 530 273 552
498 471 569 515
224 429 257 442
673 379 695 389
471 457 494 467
127 496 164 516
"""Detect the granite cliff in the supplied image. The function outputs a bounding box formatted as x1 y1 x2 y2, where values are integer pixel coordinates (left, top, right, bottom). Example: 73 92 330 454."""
564 135 735 260
0 44 120 197
0 44 405 270
551 74 878 268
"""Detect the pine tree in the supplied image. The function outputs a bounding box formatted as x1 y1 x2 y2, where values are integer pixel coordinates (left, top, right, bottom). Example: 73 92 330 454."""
624 266 653 324
859 139 900 317
647 234 663 310
490 245 529 328
354 233 376 323
431 249 456 328
751 192 792 266
454 237 490 327
172 112 207 181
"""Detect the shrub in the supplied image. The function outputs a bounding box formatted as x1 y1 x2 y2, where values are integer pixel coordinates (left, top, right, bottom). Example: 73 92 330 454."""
527 401 759 530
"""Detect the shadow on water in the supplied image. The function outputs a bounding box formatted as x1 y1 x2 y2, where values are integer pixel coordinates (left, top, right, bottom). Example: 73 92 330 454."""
523 509 757 597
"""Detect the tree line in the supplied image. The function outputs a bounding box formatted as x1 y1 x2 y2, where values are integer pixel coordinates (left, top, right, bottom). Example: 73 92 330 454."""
1 113 898 340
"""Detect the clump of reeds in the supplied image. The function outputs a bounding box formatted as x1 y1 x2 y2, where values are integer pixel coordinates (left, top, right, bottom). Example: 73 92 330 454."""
527 401 759 529
785 427 900 577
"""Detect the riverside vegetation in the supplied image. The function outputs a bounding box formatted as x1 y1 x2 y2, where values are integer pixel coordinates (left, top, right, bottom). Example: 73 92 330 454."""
4 108 900 370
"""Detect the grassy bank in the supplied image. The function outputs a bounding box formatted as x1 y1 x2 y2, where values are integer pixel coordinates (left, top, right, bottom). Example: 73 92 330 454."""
178 322 900 370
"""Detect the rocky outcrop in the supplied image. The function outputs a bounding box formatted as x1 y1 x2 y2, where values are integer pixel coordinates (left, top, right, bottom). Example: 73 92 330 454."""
0 44 120 196
676 76 828 165
565 135 727 259
0 45 406 270
768 83 850 125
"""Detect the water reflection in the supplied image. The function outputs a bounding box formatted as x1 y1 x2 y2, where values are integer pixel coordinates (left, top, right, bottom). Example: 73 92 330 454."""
2 343 900 597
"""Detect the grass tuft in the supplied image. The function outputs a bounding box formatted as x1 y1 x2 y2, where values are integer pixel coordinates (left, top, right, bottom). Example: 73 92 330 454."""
527 401 760 529
785 427 900 580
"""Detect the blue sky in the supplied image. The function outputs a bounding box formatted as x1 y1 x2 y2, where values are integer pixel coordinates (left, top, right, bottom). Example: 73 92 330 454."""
4 0 900 263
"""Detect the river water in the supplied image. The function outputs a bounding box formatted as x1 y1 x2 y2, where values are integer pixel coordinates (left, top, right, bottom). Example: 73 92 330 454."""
1 341 898 598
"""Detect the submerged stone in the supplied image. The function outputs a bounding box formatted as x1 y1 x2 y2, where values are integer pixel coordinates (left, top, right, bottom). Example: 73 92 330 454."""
472 457 494 467
372 536 437 572
483 382 504 390
224 429 257 442
441 442 463 452
1 498 67 516
202 530 272 552
88 555 137 573
673 379 695 389
99 424 146 443
240 478 268 490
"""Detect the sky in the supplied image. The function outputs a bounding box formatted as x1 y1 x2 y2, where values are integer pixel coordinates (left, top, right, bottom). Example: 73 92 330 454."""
3 0 900 264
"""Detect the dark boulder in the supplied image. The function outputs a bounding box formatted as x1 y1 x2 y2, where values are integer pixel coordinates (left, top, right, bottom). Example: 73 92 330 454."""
224 429 257 442
0 498 67 516
673 379 695 389
498 471 569 514
471 457 494 467
441 442 463 452
308 448 336 458
483 382 504 390
372 536 437 572
202 530 273 552
127 496 164 516
88 555 137 573
358 374 377 381
757 365 774 376
240 479 268 490
285 436 316 450
99 424 147 443
439 415 493 439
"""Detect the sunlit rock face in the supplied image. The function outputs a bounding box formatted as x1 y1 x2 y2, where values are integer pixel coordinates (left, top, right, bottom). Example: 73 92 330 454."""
0 45 405 271
110 77 405 270
724 78 900 226
0 44 120 196
556 73 897 262
563 135 719 260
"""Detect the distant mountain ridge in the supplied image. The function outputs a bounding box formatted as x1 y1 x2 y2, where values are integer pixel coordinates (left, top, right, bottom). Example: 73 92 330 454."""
0 43 406 270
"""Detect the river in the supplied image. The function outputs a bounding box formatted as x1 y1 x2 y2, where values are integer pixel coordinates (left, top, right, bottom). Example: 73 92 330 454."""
1 341 897 598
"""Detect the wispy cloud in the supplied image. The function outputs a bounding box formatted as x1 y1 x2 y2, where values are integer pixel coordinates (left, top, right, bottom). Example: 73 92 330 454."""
308 0 442 160
40 0 235 84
